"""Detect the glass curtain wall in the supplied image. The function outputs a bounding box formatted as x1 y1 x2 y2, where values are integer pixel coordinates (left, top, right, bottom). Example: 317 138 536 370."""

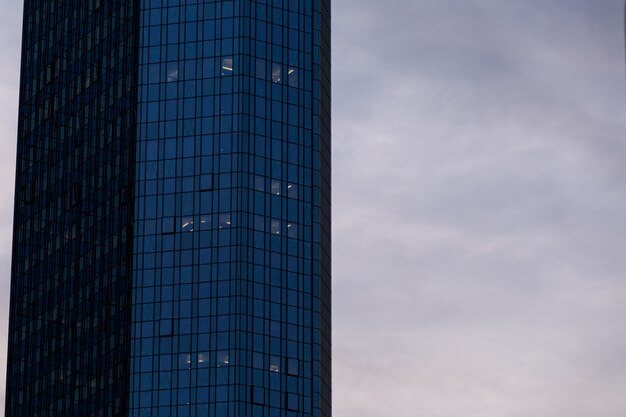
130 1 330 417
6 1 138 416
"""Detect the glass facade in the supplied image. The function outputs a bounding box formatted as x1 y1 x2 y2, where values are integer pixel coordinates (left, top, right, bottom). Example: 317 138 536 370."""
6 1 330 417
5 1 138 416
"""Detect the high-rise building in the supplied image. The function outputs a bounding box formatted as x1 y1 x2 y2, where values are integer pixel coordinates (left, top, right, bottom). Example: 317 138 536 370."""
5 1 330 416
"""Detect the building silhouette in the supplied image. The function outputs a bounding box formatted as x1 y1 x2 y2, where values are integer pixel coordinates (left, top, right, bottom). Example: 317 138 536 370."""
5 1 331 416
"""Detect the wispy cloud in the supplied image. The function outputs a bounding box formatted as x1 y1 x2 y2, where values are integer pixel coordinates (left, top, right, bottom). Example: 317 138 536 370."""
333 1 626 416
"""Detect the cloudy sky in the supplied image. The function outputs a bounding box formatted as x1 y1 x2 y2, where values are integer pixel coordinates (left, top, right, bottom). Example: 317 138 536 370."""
0 1 625 416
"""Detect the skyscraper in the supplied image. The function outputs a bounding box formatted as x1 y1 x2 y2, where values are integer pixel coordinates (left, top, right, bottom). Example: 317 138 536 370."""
5 1 330 416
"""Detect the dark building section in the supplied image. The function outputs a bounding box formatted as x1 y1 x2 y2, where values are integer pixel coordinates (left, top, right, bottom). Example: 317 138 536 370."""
313 1 331 415
7 2 330 417
5 1 138 416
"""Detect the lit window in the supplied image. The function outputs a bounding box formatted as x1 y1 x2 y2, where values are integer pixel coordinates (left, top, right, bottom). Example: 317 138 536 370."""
166 64 178 82
181 217 194 232
272 63 281 83
217 351 230 367
287 223 297 238
219 213 232 228
199 215 211 230
180 354 192 369
287 184 297 198
221 57 233 75
271 180 281 195
288 67 297 87
269 356 281 373
198 353 208 368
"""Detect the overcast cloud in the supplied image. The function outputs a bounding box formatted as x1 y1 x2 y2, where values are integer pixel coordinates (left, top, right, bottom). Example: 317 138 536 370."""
0 0 23 414
0 1 625 416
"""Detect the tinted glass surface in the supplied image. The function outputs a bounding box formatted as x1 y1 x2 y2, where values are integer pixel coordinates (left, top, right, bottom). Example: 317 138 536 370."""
129 0 330 416
6 1 138 416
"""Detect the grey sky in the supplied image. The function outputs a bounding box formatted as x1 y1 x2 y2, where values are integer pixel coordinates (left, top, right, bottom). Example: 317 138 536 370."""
0 0 23 414
1 1 625 416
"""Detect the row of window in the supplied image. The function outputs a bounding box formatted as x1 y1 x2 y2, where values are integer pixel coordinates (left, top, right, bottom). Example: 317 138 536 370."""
131 352 301 376
141 57 303 87
135 174 303 198
136 141 313 169
130 391 303 413
141 0 314 21
133 266 311 291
